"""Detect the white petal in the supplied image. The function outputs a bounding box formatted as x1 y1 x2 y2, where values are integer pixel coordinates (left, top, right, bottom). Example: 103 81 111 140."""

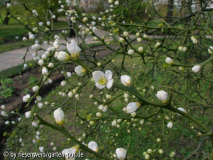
96 83 105 89
105 70 113 81
88 141 98 152
93 71 105 83
106 79 113 89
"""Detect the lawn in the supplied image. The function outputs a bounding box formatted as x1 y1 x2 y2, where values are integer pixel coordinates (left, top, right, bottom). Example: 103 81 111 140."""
0 16 69 53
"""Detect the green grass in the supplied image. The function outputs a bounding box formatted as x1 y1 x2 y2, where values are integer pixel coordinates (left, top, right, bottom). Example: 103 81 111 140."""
0 15 69 43
0 60 38 81
0 41 31 53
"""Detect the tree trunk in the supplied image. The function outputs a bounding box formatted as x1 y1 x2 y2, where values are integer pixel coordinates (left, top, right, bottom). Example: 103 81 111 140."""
167 0 174 22
3 10 10 25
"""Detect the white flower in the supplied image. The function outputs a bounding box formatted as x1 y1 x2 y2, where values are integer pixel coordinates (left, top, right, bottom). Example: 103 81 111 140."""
126 102 141 114
155 90 168 103
75 65 86 76
92 70 113 89
167 121 173 129
116 148 127 160
25 111 32 118
128 49 134 55
56 51 70 61
67 40 81 58
88 141 98 152
62 146 79 160
32 86 39 92
54 108 65 125
121 75 131 86
192 65 201 73
42 67 48 75
165 57 173 65
23 94 31 102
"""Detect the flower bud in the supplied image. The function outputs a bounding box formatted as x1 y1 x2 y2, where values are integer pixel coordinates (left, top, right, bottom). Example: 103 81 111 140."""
121 75 131 86
119 37 124 43
138 47 143 52
42 67 48 75
126 102 140 114
56 51 70 61
32 86 39 92
156 90 168 103
165 57 173 65
116 148 127 160
53 108 65 125
128 49 134 55
23 94 31 102
25 111 32 118
143 34 148 39
88 141 98 152
167 121 173 129
123 31 128 37
75 65 86 76
192 65 201 73
155 42 160 48
67 39 81 59
158 149 164 154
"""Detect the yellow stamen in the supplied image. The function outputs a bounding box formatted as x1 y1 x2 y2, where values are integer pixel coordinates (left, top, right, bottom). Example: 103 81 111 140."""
98 77 106 85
